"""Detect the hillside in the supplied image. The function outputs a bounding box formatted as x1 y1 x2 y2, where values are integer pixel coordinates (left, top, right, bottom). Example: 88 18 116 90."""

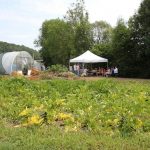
0 41 41 60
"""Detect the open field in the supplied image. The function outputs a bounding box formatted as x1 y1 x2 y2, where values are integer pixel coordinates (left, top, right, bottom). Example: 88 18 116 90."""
0 76 150 150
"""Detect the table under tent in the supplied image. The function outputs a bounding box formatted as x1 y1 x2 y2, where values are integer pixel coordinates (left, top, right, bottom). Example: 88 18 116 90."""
0 51 34 75
69 50 108 76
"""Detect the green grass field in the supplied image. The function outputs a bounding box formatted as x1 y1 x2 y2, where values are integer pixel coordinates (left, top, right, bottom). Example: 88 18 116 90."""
0 77 150 150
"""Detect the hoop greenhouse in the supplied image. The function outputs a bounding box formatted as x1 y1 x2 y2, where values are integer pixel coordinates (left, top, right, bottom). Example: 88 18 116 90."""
0 51 34 75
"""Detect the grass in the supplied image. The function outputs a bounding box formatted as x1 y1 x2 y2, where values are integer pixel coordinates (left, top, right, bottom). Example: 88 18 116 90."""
0 76 150 150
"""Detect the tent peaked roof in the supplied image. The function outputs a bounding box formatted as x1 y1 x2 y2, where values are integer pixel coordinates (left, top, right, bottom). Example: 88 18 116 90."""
70 50 108 63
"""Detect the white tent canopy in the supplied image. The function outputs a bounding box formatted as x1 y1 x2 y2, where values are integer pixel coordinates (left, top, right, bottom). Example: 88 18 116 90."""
70 50 108 63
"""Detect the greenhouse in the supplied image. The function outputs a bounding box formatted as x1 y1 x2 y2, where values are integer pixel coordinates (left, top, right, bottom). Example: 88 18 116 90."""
33 60 42 71
0 51 34 75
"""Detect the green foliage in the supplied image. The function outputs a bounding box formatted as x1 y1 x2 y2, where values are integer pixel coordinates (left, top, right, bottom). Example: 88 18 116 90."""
0 77 150 149
47 64 68 73
0 41 41 60
127 0 150 78
110 0 150 78
65 0 93 56
36 0 150 78
92 21 112 44
38 19 74 66
0 77 150 132
74 22 93 55
92 43 113 65
111 19 133 75
37 0 93 66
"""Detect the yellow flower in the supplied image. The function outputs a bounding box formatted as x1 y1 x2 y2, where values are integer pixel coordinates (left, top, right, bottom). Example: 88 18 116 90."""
28 114 43 125
57 113 74 121
56 99 65 106
136 118 143 128
19 107 30 116
65 126 78 132
78 110 84 115
113 118 119 125
106 119 112 124
87 106 92 111
34 104 44 110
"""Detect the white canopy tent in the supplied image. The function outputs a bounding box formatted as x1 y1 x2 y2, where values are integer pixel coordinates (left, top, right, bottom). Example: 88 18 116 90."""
70 50 108 65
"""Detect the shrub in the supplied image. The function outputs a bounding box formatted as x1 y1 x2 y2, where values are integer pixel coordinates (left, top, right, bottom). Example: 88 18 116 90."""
47 64 68 73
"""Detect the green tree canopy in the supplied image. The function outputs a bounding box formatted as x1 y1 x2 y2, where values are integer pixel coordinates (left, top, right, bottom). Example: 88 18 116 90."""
65 0 93 56
110 0 150 78
36 0 150 78
91 21 113 64
38 19 74 66
127 0 150 77
111 19 135 76
92 21 112 44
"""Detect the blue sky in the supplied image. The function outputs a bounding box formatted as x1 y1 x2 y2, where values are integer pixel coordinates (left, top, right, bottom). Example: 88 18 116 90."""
0 0 142 50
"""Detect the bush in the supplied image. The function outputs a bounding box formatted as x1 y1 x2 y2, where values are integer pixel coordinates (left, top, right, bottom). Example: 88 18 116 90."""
47 64 68 73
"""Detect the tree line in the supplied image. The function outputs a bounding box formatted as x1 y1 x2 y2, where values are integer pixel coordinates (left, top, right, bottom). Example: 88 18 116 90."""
0 41 41 60
36 0 150 78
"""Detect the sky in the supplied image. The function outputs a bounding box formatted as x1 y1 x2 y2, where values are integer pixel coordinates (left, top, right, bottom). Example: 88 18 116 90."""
0 0 142 50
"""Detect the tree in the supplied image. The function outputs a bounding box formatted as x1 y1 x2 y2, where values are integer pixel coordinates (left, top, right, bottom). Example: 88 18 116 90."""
64 0 93 56
111 19 135 77
111 0 150 78
91 21 113 65
92 21 112 44
128 0 150 78
38 19 74 66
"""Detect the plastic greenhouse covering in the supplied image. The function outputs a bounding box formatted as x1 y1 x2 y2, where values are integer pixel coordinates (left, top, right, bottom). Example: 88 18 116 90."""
33 60 42 71
0 51 34 74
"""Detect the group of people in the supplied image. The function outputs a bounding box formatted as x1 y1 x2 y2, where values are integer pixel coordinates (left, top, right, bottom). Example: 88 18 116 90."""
101 67 118 77
69 64 80 76
69 64 118 77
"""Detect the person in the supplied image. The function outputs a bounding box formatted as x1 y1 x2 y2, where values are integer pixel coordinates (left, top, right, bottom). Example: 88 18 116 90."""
114 67 118 77
101 68 106 76
105 68 111 77
111 67 114 76
41 65 46 71
76 64 80 76
81 68 88 77
69 65 73 72
73 64 77 75
22 65 28 75
97 67 101 76
91 68 97 76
